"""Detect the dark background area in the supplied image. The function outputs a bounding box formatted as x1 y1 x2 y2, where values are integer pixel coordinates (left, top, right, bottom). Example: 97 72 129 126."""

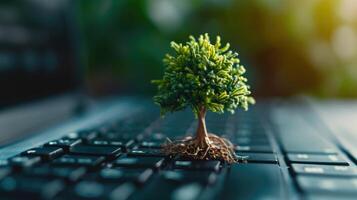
0 0 78 108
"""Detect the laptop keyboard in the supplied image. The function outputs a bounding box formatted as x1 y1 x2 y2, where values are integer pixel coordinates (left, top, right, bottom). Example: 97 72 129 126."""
0 104 356 199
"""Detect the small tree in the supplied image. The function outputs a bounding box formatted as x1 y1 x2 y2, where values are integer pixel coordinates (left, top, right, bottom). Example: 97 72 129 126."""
152 34 254 163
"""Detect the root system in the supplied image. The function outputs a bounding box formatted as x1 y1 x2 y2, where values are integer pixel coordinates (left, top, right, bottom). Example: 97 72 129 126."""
163 133 244 163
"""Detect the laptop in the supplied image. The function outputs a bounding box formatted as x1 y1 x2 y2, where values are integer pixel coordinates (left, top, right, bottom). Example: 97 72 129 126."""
0 1 356 200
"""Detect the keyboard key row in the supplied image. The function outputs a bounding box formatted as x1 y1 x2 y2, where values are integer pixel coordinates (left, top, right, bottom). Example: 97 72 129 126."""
46 136 134 152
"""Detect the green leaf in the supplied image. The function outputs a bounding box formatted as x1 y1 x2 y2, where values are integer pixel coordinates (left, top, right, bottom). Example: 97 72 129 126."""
152 34 255 116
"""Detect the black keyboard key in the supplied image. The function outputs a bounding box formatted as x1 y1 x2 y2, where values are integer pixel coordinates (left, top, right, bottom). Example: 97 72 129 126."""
45 138 81 151
287 153 349 165
137 169 154 184
103 132 137 141
98 168 152 183
88 139 123 146
238 153 278 164
72 181 108 199
93 139 123 145
109 182 136 200
292 164 357 177
22 146 64 160
0 168 10 180
97 125 115 134
150 181 204 200
140 133 168 143
0 160 9 167
24 165 87 182
0 176 64 199
304 194 357 200
173 160 221 171
233 137 270 145
235 144 274 153
235 129 267 137
64 130 98 141
52 155 105 167
162 170 215 184
275 118 338 154
297 176 357 195
128 148 165 157
87 138 134 150
9 156 41 168
146 133 169 142
70 145 122 159
220 164 285 199
133 170 215 200
139 141 164 149
113 157 164 169
98 168 125 180
284 142 337 154
67 181 135 200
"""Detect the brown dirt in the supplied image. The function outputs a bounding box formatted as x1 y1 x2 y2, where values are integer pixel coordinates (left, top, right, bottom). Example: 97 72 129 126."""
162 133 245 163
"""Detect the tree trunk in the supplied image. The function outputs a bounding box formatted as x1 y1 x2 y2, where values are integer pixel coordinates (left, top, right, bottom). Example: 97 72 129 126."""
195 106 208 147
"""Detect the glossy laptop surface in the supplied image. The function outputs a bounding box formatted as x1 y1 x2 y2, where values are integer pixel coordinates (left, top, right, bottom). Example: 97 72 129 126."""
0 1 356 200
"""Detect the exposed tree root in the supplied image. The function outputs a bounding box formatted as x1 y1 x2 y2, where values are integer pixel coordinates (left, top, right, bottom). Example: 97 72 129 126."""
163 133 245 164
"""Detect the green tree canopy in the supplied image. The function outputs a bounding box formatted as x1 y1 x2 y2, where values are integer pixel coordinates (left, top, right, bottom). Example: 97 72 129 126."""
153 33 254 116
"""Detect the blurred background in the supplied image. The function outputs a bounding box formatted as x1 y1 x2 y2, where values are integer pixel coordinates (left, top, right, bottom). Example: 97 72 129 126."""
78 0 357 97
3 0 357 98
